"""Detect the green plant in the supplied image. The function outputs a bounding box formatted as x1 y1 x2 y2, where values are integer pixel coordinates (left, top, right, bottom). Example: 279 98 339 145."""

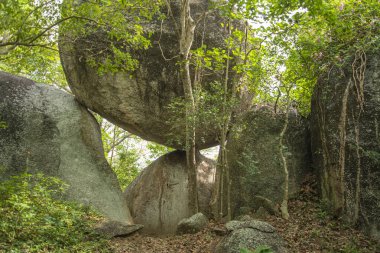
0 118 7 129
237 151 259 177
340 242 361 253
317 208 328 220
0 173 111 252
317 199 333 220
240 245 273 253
112 149 140 190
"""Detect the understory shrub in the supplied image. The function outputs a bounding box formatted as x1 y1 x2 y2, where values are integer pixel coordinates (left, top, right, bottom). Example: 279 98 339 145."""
0 173 112 253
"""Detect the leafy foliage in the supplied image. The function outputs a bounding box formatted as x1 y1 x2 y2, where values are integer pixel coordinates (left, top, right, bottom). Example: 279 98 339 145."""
1 0 379 113
251 0 380 115
60 0 164 74
108 137 173 189
0 173 111 253
98 117 140 189
98 116 172 190
110 146 140 190
0 0 67 87
0 120 7 129
0 0 163 84
146 142 174 164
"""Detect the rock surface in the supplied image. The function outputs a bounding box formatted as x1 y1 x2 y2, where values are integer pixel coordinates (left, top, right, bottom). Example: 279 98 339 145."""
225 220 275 233
95 220 143 238
176 212 208 235
310 51 380 240
215 220 287 253
59 0 243 149
124 150 215 234
0 71 133 223
226 108 312 217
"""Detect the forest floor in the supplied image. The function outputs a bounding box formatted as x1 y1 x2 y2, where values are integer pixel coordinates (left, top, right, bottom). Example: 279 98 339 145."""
112 190 379 253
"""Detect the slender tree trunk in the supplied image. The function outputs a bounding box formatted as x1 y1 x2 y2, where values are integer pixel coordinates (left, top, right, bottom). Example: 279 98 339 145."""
210 149 222 218
109 126 117 166
179 0 198 213
279 89 291 220
221 19 232 221
211 19 233 221
211 19 250 221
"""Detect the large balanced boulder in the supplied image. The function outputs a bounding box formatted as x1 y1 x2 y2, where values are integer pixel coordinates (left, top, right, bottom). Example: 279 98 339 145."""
226 108 312 217
124 150 215 234
0 71 133 224
59 0 243 149
310 51 380 239
215 220 288 253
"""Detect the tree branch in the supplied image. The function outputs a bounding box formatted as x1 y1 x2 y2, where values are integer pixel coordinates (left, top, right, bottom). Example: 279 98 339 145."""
106 133 133 153
0 16 99 48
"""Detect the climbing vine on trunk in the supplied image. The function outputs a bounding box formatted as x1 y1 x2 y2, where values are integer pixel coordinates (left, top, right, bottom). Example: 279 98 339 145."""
279 89 291 220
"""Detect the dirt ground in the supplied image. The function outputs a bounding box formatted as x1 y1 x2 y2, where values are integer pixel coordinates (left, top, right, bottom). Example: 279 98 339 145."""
112 191 379 253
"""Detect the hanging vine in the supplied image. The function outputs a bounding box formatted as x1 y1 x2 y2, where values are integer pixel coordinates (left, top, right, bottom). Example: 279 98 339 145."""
349 48 367 223
352 49 367 112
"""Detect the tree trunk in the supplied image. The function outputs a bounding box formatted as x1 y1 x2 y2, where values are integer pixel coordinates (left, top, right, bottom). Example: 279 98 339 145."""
211 19 233 221
220 21 232 221
179 0 198 213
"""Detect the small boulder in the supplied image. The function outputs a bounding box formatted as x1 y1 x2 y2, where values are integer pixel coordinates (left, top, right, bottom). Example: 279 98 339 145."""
95 220 143 238
176 212 208 235
215 220 287 253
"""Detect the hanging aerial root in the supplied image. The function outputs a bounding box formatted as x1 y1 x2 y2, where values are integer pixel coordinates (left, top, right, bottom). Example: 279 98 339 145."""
352 49 366 111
